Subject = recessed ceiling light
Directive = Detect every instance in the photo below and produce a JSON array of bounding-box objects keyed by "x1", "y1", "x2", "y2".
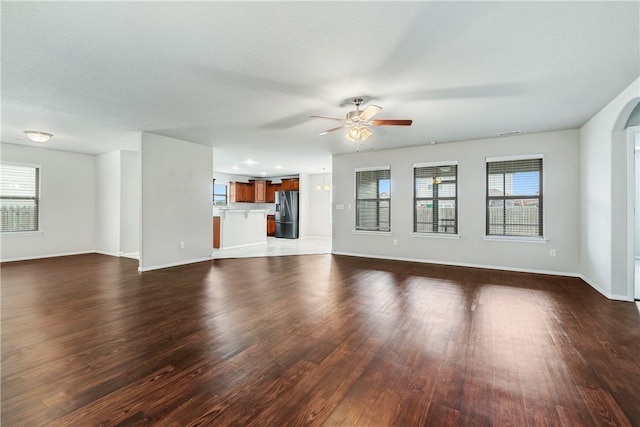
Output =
[
  {"x1": 243, "y1": 159, "x2": 258, "y2": 165},
  {"x1": 429, "y1": 141, "x2": 438, "y2": 145},
  {"x1": 24, "y1": 130, "x2": 53, "y2": 143}
]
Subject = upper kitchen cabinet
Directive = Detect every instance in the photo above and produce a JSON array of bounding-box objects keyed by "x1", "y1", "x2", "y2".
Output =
[
  {"x1": 229, "y1": 177, "x2": 298, "y2": 203},
  {"x1": 230, "y1": 182, "x2": 254, "y2": 203},
  {"x1": 266, "y1": 182, "x2": 279, "y2": 203},
  {"x1": 281, "y1": 178, "x2": 299, "y2": 191},
  {"x1": 250, "y1": 180, "x2": 270, "y2": 203}
]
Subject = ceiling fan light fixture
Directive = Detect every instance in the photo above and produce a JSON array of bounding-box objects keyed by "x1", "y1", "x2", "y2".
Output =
[
  {"x1": 312, "y1": 98, "x2": 412, "y2": 151},
  {"x1": 24, "y1": 130, "x2": 53, "y2": 143},
  {"x1": 360, "y1": 126, "x2": 372, "y2": 141}
]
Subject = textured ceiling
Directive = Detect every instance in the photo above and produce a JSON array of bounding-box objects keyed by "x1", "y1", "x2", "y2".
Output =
[{"x1": 2, "y1": 1, "x2": 638, "y2": 177}]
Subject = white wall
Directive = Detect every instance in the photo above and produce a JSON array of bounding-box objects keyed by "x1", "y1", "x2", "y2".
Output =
[
  {"x1": 635, "y1": 131, "x2": 640, "y2": 257},
  {"x1": 96, "y1": 151, "x2": 121, "y2": 256},
  {"x1": 120, "y1": 150, "x2": 139, "y2": 256},
  {"x1": 0, "y1": 143, "x2": 96, "y2": 261},
  {"x1": 219, "y1": 210, "x2": 267, "y2": 249},
  {"x1": 307, "y1": 173, "x2": 332, "y2": 238},
  {"x1": 332, "y1": 129, "x2": 580, "y2": 275},
  {"x1": 139, "y1": 133, "x2": 213, "y2": 271},
  {"x1": 580, "y1": 77, "x2": 639, "y2": 300},
  {"x1": 298, "y1": 173, "x2": 310, "y2": 238},
  {"x1": 95, "y1": 150, "x2": 140, "y2": 258}
]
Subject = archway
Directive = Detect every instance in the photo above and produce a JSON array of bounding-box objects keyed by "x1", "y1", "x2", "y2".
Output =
[{"x1": 613, "y1": 99, "x2": 640, "y2": 300}]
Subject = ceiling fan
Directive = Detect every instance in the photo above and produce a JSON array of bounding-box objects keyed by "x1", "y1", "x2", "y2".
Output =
[{"x1": 311, "y1": 98, "x2": 412, "y2": 146}]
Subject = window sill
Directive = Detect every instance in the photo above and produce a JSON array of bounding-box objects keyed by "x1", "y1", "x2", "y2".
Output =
[
  {"x1": 484, "y1": 235, "x2": 547, "y2": 243},
  {"x1": 352, "y1": 230, "x2": 392, "y2": 236},
  {"x1": 411, "y1": 232, "x2": 461, "y2": 239},
  {"x1": 1, "y1": 230, "x2": 43, "y2": 236}
]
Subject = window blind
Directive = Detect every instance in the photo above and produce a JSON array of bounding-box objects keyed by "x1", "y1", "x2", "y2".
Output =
[
  {"x1": 356, "y1": 168, "x2": 390, "y2": 231},
  {"x1": 1, "y1": 164, "x2": 39, "y2": 232},
  {"x1": 486, "y1": 158, "x2": 542, "y2": 237},
  {"x1": 414, "y1": 163, "x2": 457, "y2": 234}
]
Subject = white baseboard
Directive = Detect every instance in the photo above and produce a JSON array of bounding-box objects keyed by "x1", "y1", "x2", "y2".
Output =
[
  {"x1": 138, "y1": 256, "x2": 213, "y2": 272},
  {"x1": 119, "y1": 251, "x2": 139, "y2": 260},
  {"x1": 95, "y1": 250, "x2": 120, "y2": 257},
  {"x1": 578, "y1": 274, "x2": 634, "y2": 302},
  {"x1": 331, "y1": 251, "x2": 639, "y2": 302},
  {"x1": 331, "y1": 251, "x2": 581, "y2": 278},
  {"x1": 0, "y1": 250, "x2": 96, "y2": 263}
]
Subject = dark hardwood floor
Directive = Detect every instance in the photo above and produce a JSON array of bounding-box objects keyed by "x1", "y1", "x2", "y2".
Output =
[{"x1": 2, "y1": 253, "x2": 639, "y2": 426}]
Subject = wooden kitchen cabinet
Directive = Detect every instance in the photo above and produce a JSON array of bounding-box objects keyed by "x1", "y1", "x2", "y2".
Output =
[
  {"x1": 213, "y1": 216, "x2": 221, "y2": 248},
  {"x1": 250, "y1": 180, "x2": 270, "y2": 203},
  {"x1": 267, "y1": 181, "x2": 284, "y2": 202},
  {"x1": 267, "y1": 214, "x2": 276, "y2": 236},
  {"x1": 230, "y1": 182, "x2": 254, "y2": 203},
  {"x1": 281, "y1": 178, "x2": 299, "y2": 191},
  {"x1": 266, "y1": 182, "x2": 277, "y2": 203},
  {"x1": 230, "y1": 177, "x2": 297, "y2": 203}
]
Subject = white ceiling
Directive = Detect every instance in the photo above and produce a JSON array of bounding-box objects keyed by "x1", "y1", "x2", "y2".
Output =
[{"x1": 2, "y1": 1, "x2": 638, "y2": 177}]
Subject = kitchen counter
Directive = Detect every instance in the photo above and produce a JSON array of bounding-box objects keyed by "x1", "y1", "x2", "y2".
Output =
[{"x1": 216, "y1": 209, "x2": 268, "y2": 249}]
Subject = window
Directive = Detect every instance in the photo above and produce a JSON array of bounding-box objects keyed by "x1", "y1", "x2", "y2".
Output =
[
  {"x1": 355, "y1": 167, "x2": 390, "y2": 232},
  {"x1": 414, "y1": 162, "x2": 457, "y2": 234},
  {"x1": 213, "y1": 183, "x2": 227, "y2": 206},
  {"x1": 1, "y1": 164, "x2": 40, "y2": 232},
  {"x1": 486, "y1": 156, "x2": 543, "y2": 237}
]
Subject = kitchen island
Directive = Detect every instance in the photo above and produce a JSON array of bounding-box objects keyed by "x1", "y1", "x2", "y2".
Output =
[{"x1": 215, "y1": 209, "x2": 269, "y2": 250}]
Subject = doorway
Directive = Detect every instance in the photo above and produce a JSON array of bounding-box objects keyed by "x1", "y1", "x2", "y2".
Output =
[{"x1": 633, "y1": 128, "x2": 640, "y2": 300}]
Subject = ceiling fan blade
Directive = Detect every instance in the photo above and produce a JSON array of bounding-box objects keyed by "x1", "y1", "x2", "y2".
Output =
[
  {"x1": 370, "y1": 119, "x2": 413, "y2": 126},
  {"x1": 310, "y1": 115, "x2": 347, "y2": 122},
  {"x1": 359, "y1": 105, "x2": 382, "y2": 121},
  {"x1": 318, "y1": 124, "x2": 349, "y2": 135}
]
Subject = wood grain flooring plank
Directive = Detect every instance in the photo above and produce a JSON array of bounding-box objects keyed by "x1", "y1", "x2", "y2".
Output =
[
  {"x1": 387, "y1": 355, "x2": 443, "y2": 426},
  {"x1": 555, "y1": 404, "x2": 598, "y2": 427},
  {"x1": 578, "y1": 385, "x2": 634, "y2": 427},
  {"x1": 2, "y1": 254, "x2": 639, "y2": 426}
]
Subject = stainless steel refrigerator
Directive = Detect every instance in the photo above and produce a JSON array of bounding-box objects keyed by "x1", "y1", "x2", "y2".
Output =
[{"x1": 275, "y1": 190, "x2": 299, "y2": 239}]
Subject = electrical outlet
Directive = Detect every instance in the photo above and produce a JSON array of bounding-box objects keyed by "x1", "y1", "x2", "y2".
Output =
[
  {"x1": 179, "y1": 242, "x2": 185, "y2": 249},
  {"x1": 550, "y1": 249, "x2": 556, "y2": 257},
  {"x1": 393, "y1": 240, "x2": 398, "y2": 246}
]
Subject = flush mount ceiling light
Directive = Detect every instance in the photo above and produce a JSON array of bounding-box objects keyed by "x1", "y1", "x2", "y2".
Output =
[{"x1": 24, "y1": 130, "x2": 53, "y2": 143}]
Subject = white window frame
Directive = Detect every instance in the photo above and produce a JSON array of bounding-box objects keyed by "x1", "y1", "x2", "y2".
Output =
[
  {"x1": 213, "y1": 182, "x2": 228, "y2": 207},
  {"x1": 484, "y1": 154, "x2": 546, "y2": 242},
  {"x1": 353, "y1": 166, "x2": 391, "y2": 234},
  {"x1": 412, "y1": 160, "x2": 459, "y2": 238},
  {"x1": 1, "y1": 162, "x2": 42, "y2": 235}
]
